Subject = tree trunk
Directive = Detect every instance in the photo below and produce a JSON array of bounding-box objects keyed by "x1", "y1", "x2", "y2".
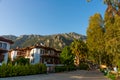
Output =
[
  {"x1": 106, "y1": 2, "x2": 120, "y2": 16},
  {"x1": 74, "y1": 56, "x2": 79, "y2": 67}
]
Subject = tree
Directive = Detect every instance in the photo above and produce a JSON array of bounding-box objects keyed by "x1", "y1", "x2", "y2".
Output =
[
  {"x1": 87, "y1": 0, "x2": 120, "y2": 16},
  {"x1": 86, "y1": 13, "x2": 105, "y2": 65},
  {"x1": 105, "y1": 14, "x2": 120, "y2": 66},
  {"x1": 104, "y1": 11, "x2": 115, "y2": 66},
  {"x1": 70, "y1": 39, "x2": 88, "y2": 67},
  {"x1": 60, "y1": 46, "x2": 74, "y2": 65},
  {"x1": 87, "y1": 0, "x2": 120, "y2": 67}
]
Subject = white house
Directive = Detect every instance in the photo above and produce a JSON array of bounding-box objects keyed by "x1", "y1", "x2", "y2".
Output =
[
  {"x1": 10, "y1": 50, "x2": 17, "y2": 61},
  {"x1": 27, "y1": 48, "x2": 41, "y2": 64},
  {"x1": 9, "y1": 45, "x2": 62, "y2": 72},
  {"x1": 0, "y1": 37, "x2": 13, "y2": 65}
]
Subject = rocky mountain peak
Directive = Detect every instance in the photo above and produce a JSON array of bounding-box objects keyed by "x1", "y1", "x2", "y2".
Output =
[{"x1": 2, "y1": 32, "x2": 86, "y2": 50}]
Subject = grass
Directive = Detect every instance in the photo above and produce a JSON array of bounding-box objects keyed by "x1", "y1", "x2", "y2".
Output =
[{"x1": 107, "y1": 73, "x2": 116, "y2": 80}]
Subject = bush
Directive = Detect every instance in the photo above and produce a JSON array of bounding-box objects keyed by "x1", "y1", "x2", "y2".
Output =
[
  {"x1": 13, "y1": 57, "x2": 30, "y2": 65},
  {"x1": 55, "y1": 66, "x2": 65, "y2": 72},
  {"x1": 107, "y1": 73, "x2": 116, "y2": 80},
  {"x1": 0, "y1": 63, "x2": 46, "y2": 78},
  {"x1": 79, "y1": 63, "x2": 89, "y2": 70},
  {"x1": 55, "y1": 65, "x2": 76, "y2": 72},
  {"x1": 67, "y1": 65, "x2": 77, "y2": 71}
]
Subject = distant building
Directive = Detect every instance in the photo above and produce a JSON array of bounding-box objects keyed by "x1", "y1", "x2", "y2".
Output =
[
  {"x1": 9, "y1": 45, "x2": 62, "y2": 72},
  {"x1": 0, "y1": 37, "x2": 13, "y2": 66}
]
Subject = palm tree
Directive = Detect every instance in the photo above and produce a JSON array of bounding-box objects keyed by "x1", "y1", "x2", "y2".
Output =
[{"x1": 70, "y1": 40, "x2": 88, "y2": 67}]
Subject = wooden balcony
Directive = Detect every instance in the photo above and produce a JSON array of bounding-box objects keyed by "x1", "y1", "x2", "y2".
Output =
[
  {"x1": 0, "y1": 54, "x2": 4, "y2": 62},
  {"x1": 41, "y1": 54, "x2": 59, "y2": 58},
  {"x1": 0, "y1": 48, "x2": 8, "y2": 53}
]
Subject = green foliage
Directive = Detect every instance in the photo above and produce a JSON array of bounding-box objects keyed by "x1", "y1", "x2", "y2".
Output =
[
  {"x1": 55, "y1": 65, "x2": 76, "y2": 72},
  {"x1": 86, "y1": 10, "x2": 120, "y2": 67},
  {"x1": 0, "y1": 63, "x2": 46, "y2": 78},
  {"x1": 104, "y1": 0, "x2": 120, "y2": 7},
  {"x1": 13, "y1": 57, "x2": 30, "y2": 65},
  {"x1": 70, "y1": 39, "x2": 88, "y2": 66},
  {"x1": 104, "y1": 14, "x2": 120, "y2": 66},
  {"x1": 87, "y1": 0, "x2": 120, "y2": 68},
  {"x1": 55, "y1": 66, "x2": 67, "y2": 72},
  {"x1": 60, "y1": 46, "x2": 74, "y2": 65},
  {"x1": 55, "y1": 63, "x2": 89, "y2": 72},
  {"x1": 79, "y1": 63, "x2": 89, "y2": 70},
  {"x1": 86, "y1": 13, "x2": 105, "y2": 65},
  {"x1": 107, "y1": 73, "x2": 116, "y2": 80},
  {"x1": 87, "y1": 0, "x2": 120, "y2": 8},
  {"x1": 87, "y1": 0, "x2": 120, "y2": 18}
]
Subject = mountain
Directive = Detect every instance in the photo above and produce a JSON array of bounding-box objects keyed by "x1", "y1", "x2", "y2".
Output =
[{"x1": 1, "y1": 32, "x2": 86, "y2": 50}]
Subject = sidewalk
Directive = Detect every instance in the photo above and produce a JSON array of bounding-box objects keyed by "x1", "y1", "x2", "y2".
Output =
[{"x1": 0, "y1": 70, "x2": 110, "y2": 80}]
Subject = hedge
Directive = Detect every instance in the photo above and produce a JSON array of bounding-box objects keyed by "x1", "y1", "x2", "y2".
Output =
[
  {"x1": 0, "y1": 63, "x2": 47, "y2": 77},
  {"x1": 79, "y1": 63, "x2": 89, "y2": 70},
  {"x1": 55, "y1": 63, "x2": 90, "y2": 73},
  {"x1": 55, "y1": 65, "x2": 76, "y2": 72}
]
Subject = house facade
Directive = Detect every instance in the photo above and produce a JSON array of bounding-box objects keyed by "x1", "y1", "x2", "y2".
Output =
[
  {"x1": 9, "y1": 44, "x2": 62, "y2": 72},
  {"x1": 0, "y1": 37, "x2": 13, "y2": 66}
]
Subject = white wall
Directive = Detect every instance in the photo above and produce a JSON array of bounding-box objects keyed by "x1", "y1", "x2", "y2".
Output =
[
  {"x1": 33, "y1": 48, "x2": 40, "y2": 64},
  {"x1": 6, "y1": 43, "x2": 10, "y2": 50},
  {"x1": 11, "y1": 50, "x2": 17, "y2": 61},
  {"x1": 29, "y1": 48, "x2": 41, "y2": 64},
  {"x1": 0, "y1": 41, "x2": 11, "y2": 64}
]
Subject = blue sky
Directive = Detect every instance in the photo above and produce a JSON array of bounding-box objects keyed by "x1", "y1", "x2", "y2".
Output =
[{"x1": 0, "y1": 0, "x2": 106, "y2": 36}]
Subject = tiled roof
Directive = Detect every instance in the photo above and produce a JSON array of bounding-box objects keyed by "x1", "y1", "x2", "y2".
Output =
[
  {"x1": 0, "y1": 37, "x2": 14, "y2": 44},
  {"x1": 9, "y1": 45, "x2": 61, "y2": 53},
  {"x1": 33, "y1": 45, "x2": 61, "y2": 52}
]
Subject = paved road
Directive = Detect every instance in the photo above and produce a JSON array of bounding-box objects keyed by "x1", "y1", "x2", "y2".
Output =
[{"x1": 0, "y1": 70, "x2": 110, "y2": 80}]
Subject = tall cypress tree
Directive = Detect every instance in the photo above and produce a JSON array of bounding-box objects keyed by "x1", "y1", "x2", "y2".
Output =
[
  {"x1": 105, "y1": 14, "x2": 120, "y2": 66},
  {"x1": 86, "y1": 13, "x2": 105, "y2": 65}
]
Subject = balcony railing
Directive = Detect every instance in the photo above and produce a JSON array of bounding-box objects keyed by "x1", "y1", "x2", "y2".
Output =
[
  {"x1": 40, "y1": 54, "x2": 59, "y2": 58},
  {"x1": 0, "y1": 48, "x2": 8, "y2": 53}
]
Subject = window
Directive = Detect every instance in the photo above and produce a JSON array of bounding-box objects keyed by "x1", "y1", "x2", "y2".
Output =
[
  {"x1": 45, "y1": 50, "x2": 48, "y2": 53},
  {"x1": 31, "y1": 58, "x2": 34, "y2": 63},
  {"x1": 48, "y1": 50, "x2": 50, "y2": 54},
  {"x1": 3, "y1": 43, "x2": 7, "y2": 49},
  {"x1": 50, "y1": 50, "x2": 51, "y2": 54},
  {"x1": 41, "y1": 49, "x2": 45, "y2": 54},
  {"x1": 50, "y1": 59, "x2": 53, "y2": 63},
  {"x1": 31, "y1": 53, "x2": 34, "y2": 57},
  {"x1": 41, "y1": 50, "x2": 43, "y2": 54},
  {"x1": 0, "y1": 54, "x2": 4, "y2": 62},
  {"x1": 0, "y1": 42, "x2": 2, "y2": 48},
  {"x1": 43, "y1": 50, "x2": 44, "y2": 54}
]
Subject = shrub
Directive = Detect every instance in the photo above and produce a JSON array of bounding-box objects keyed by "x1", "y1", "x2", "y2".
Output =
[
  {"x1": 79, "y1": 63, "x2": 89, "y2": 70},
  {"x1": 107, "y1": 73, "x2": 116, "y2": 80},
  {"x1": 68, "y1": 65, "x2": 77, "y2": 71},
  {"x1": 13, "y1": 57, "x2": 30, "y2": 65},
  {"x1": 55, "y1": 65, "x2": 76, "y2": 72},
  {"x1": 55, "y1": 66, "x2": 64, "y2": 72},
  {"x1": 0, "y1": 63, "x2": 46, "y2": 78}
]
